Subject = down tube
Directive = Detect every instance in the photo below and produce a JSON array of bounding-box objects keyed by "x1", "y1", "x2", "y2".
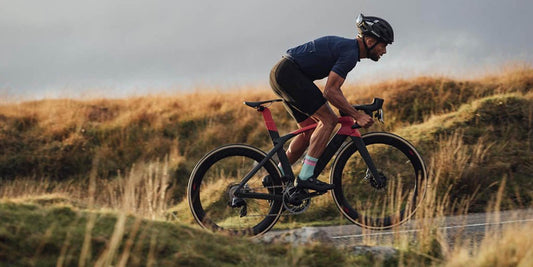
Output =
[{"x1": 313, "y1": 134, "x2": 348, "y2": 178}]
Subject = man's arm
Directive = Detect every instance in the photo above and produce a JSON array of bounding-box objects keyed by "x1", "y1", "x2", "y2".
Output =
[{"x1": 323, "y1": 71, "x2": 373, "y2": 127}]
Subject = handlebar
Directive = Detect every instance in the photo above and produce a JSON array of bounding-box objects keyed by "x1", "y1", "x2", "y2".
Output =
[
  {"x1": 346, "y1": 98, "x2": 385, "y2": 129},
  {"x1": 353, "y1": 98, "x2": 384, "y2": 115},
  {"x1": 339, "y1": 98, "x2": 384, "y2": 116}
]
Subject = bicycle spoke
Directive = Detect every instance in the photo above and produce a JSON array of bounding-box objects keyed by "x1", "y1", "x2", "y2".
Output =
[
  {"x1": 188, "y1": 145, "x2": 284, "y2": 235},
  {"x1": 332, "y1": 133, "x2": 427, "y2": 229}
]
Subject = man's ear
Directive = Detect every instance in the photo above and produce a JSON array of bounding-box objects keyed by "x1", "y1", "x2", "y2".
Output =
[{"x1": 365, "y1": 36, "x2": 378, "y2": 47}]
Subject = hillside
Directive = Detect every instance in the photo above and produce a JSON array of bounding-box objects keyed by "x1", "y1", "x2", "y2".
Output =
[
  {"x1": 1, "y1": 67, "x2": 532, "y2": 213},
  {"x1": 0, "y1": 199, "x2": 360, "y2": 266},
  {"x1": 1, "y1": 67, "x2": 533, "y2": 266}
]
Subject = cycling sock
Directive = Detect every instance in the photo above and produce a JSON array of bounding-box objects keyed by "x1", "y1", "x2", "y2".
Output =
[
  {"x1": 298, "y1": 155, "x2": 318, "y2": 180},
  {"x1": 277, "y1": 162, "x2": 285, "y2": 176}
]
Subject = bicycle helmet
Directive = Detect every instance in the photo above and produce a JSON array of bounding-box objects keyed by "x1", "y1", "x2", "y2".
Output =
[{"x1": 356, "y1": 13, "x2": 394, "y2": 44}]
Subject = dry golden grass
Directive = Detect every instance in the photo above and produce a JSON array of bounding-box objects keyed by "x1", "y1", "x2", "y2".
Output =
[
  {"x1": 444, "y1": 222, "x2": 533, "y2": 267},
  {"x1": 0, "y1": 157, "x2": 172, "y2": 221},
  {"x1": 0, "y1": 66, "x2": 532, "y2": 265},
  {"x1": 0, "y1": 132, "x2": 531, "y2": 266}
]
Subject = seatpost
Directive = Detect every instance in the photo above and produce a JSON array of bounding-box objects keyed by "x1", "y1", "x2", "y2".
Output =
[
  {"x1": 257, "y1": 106, "x2": 281, "y2": 141},
  {"x1": 256, "y1": 105, "x2": 294, "y2": 180}
]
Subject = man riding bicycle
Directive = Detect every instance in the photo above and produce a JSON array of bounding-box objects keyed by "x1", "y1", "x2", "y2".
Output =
[{"x1": 270, "y1": 13, "x2": 394, "y2": 192}]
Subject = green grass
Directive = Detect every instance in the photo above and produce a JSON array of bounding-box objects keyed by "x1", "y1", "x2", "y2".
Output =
[
  {"x1": 398, "y1": 93, "x2": 533, "y2": 212},
  {"x1": 0, "y1": 199, "x2": 387, "y2": 267}
]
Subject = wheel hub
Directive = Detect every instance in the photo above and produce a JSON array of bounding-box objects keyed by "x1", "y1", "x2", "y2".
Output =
[{"x1": 364, "y1": 169, "x2": 388, "y2": 189}]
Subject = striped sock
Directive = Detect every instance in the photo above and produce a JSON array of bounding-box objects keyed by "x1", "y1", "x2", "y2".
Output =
[{"x1": 299, "y1": 155, "x2": 318, "y2": 180}]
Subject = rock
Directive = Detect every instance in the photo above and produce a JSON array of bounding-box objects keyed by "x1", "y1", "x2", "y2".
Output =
[
  {"x1": 259, "y1": 227, "x2": 334, "y2": 245},
  {"x1": 259, "y1": 228, "x2": 398, "y2": 262}
]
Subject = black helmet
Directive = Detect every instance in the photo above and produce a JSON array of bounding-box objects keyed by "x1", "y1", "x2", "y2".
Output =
[{"x1": 356, "y1": 13, "x2": 394, "y2": 44}]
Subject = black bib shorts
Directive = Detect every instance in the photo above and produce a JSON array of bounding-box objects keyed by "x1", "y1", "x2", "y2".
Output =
[{"x1": 269, "y1": 57, "x2": 327, "y2": 123}]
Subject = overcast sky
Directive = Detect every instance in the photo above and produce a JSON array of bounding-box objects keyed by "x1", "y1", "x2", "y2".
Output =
[{"x1": 1, "y1": 0, "x2": 532, "y2": 100}]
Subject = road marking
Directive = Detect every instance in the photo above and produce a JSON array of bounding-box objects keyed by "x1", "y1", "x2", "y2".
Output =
[{"x1": 332, "y1": 218, "x2": 533, "y2": 239}]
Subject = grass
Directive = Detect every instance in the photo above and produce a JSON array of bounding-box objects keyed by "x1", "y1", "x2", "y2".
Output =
[
  {"x1": 1, "y1": 165, "x2": 532, "y2": 266},
  {"x1": 0, "y1": 199, "x2": 380, "y2": 266},
  {"x1": 444, "y1": 222, "x2": 533, "y2": 266},
  {"x1": 399, "y1": 93, "x2": 533, "y2": 212},
  {"x1": 0, "y1": 66, "x2": 532, "y2": 265}
]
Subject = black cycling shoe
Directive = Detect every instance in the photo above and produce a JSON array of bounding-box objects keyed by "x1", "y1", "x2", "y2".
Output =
[
  {"x1": 263, "y1": 175, "x2": 289, "y2": 188},
  {"x1": 262, "y1": 175, "x2": 272, "y2": 188},
  {"x1": 296, "y1": 176, "x2": 335, "y2": 191}
]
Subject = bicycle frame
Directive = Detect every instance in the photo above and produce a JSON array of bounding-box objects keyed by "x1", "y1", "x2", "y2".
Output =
[{"x1": 233, "y1": 104, "x2": 382, "y2": 200}]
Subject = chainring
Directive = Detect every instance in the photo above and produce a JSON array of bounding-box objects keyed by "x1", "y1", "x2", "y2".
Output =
[{"x1": 282, "y1": 185, "x2": 310, "y2": 214}]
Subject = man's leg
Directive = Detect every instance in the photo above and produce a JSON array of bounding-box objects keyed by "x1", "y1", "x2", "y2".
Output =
[
  {"x1": 296, "y1": 104, "x2": 337, "y2": 191},
  {"x1": 286, "y1": 104, "x2": 337, "y2": 164},
  {"x1": 306, "y1": 104, "x2": 338, "y2": 160},
  {"x1": 285, "y1": 117, "x2": 316, "y2": 165},
  {"x1": 284, "y1": 104, "x2": 336, "y2": 166}
]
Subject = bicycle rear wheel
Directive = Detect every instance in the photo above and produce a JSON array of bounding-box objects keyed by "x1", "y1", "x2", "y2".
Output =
[
  {"x1": 331, "y1": 132, "x2": 427, "y2": 229},
  {"x1": 187, "y1": 144, "x2": 284, "y2": 236}
]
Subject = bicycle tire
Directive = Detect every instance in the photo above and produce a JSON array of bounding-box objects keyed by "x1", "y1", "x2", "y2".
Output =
[
  {"x1": 331, "y1": 132, "x2": 427, "y2": 229},
  {"x1": 187, "y1": 144, "x2": 284, "y2": 236}
]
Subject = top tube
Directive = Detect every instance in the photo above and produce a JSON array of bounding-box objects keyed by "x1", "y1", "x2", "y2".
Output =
[
  {"x1": 256, "y1": 104, "x2": 361, "y2": 138},
  {"x1": 244, "y1": 98, "x2": 376, "y2": 138},
  {"x1": 289, "y1": 117, "x2": 361, "y2": 137}
]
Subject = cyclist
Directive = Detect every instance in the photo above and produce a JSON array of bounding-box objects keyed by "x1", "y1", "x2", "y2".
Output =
[{"x1": 270, "y1": 13, "x2": 394, "y2": 191}]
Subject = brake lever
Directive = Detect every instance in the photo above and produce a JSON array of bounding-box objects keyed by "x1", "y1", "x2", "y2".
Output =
[
  {"x1": 352, "y1": 109, "x2": 384, "y2": 129},
  {"x1": 376, "y1": 109, "x2": 385, "y2": 123}
]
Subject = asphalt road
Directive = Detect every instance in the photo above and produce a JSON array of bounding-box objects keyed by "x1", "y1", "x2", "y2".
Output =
[{"x1": 265, "y1": 208, "x2": 533, "y2": 248}]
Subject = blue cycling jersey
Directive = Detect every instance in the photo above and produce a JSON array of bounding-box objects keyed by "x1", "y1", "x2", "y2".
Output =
[{"x1": 286, "y1": 36, "x2": 360, "y2": 81}]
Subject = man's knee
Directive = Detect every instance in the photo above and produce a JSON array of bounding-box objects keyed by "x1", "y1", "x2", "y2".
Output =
[
  {"x1": 321, "y1": 113, "x2": 337, "y2": 131},
  {"x1": 314, "y1": 104, "x2": 336, "y2": 123}
]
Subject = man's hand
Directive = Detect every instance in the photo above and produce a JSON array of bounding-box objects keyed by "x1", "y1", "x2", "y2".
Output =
[
  {"x1": 323, "y1": 71, "x2": 374, "y2": 128},
  {"x1": 354, "y1": 112, "x2": 374, "y2": 128}
]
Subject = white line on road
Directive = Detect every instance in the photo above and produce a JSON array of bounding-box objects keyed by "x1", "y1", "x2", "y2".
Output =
[{"x1": 332, "y1": 218, "x2": 533, "y2": 239}]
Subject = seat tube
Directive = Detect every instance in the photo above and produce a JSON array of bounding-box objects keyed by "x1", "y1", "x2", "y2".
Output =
[
  {"x1": 258, "y1": 106, "x2": 293, "y2": 179},
  {"x1": 258, "y1": 106, "x2": 281, "y2": 141}
]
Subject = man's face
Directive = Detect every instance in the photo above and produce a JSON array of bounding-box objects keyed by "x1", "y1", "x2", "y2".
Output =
[{"x1": 369, "y1": 42, "x2": 388, "y2": 62}]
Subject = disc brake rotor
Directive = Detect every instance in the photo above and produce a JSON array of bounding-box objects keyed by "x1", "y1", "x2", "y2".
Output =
[{"x1": 364, "y1": 169, "x2": 388, "y2": 189}]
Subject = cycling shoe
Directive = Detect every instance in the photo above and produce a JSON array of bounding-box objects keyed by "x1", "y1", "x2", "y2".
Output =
[{"x1": 296, "y1": 176, "x2": 335, "y2": 191}]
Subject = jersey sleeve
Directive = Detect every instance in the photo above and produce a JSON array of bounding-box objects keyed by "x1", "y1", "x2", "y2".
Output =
[{"x1": 331, "y1": 51, "x2": 358, "y2": 79}]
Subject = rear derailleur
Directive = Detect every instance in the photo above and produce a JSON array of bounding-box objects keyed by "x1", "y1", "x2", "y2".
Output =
[{"x1": 228, "y1": 184, "x2": 249, "y2": 217}]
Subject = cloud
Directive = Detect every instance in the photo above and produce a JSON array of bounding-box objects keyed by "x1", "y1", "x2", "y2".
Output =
[{"x1": 1, "y1": 0, "x2": 532, "y2": 99}]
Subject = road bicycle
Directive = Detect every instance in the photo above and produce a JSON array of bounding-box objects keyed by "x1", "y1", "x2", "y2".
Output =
[{"x1": 187, "y1": 98, "x2": 427, "y2": 236}]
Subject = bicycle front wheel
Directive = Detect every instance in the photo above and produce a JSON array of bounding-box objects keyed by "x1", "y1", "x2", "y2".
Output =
[
  {"x1": 187, "y1": 144, "x2": 284, "y2": 236},
  {"x1": 331, "y1": 132, "x2": 427, "y2": 229}
]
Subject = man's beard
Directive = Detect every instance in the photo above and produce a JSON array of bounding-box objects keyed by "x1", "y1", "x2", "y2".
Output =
[{"x1": 369, "y1": 51, "x2": 380, "y2": 61}]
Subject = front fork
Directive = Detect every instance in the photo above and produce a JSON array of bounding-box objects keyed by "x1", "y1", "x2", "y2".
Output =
[{"x1": 350, "y1": 136, "x2": 384, "y2": 186}]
